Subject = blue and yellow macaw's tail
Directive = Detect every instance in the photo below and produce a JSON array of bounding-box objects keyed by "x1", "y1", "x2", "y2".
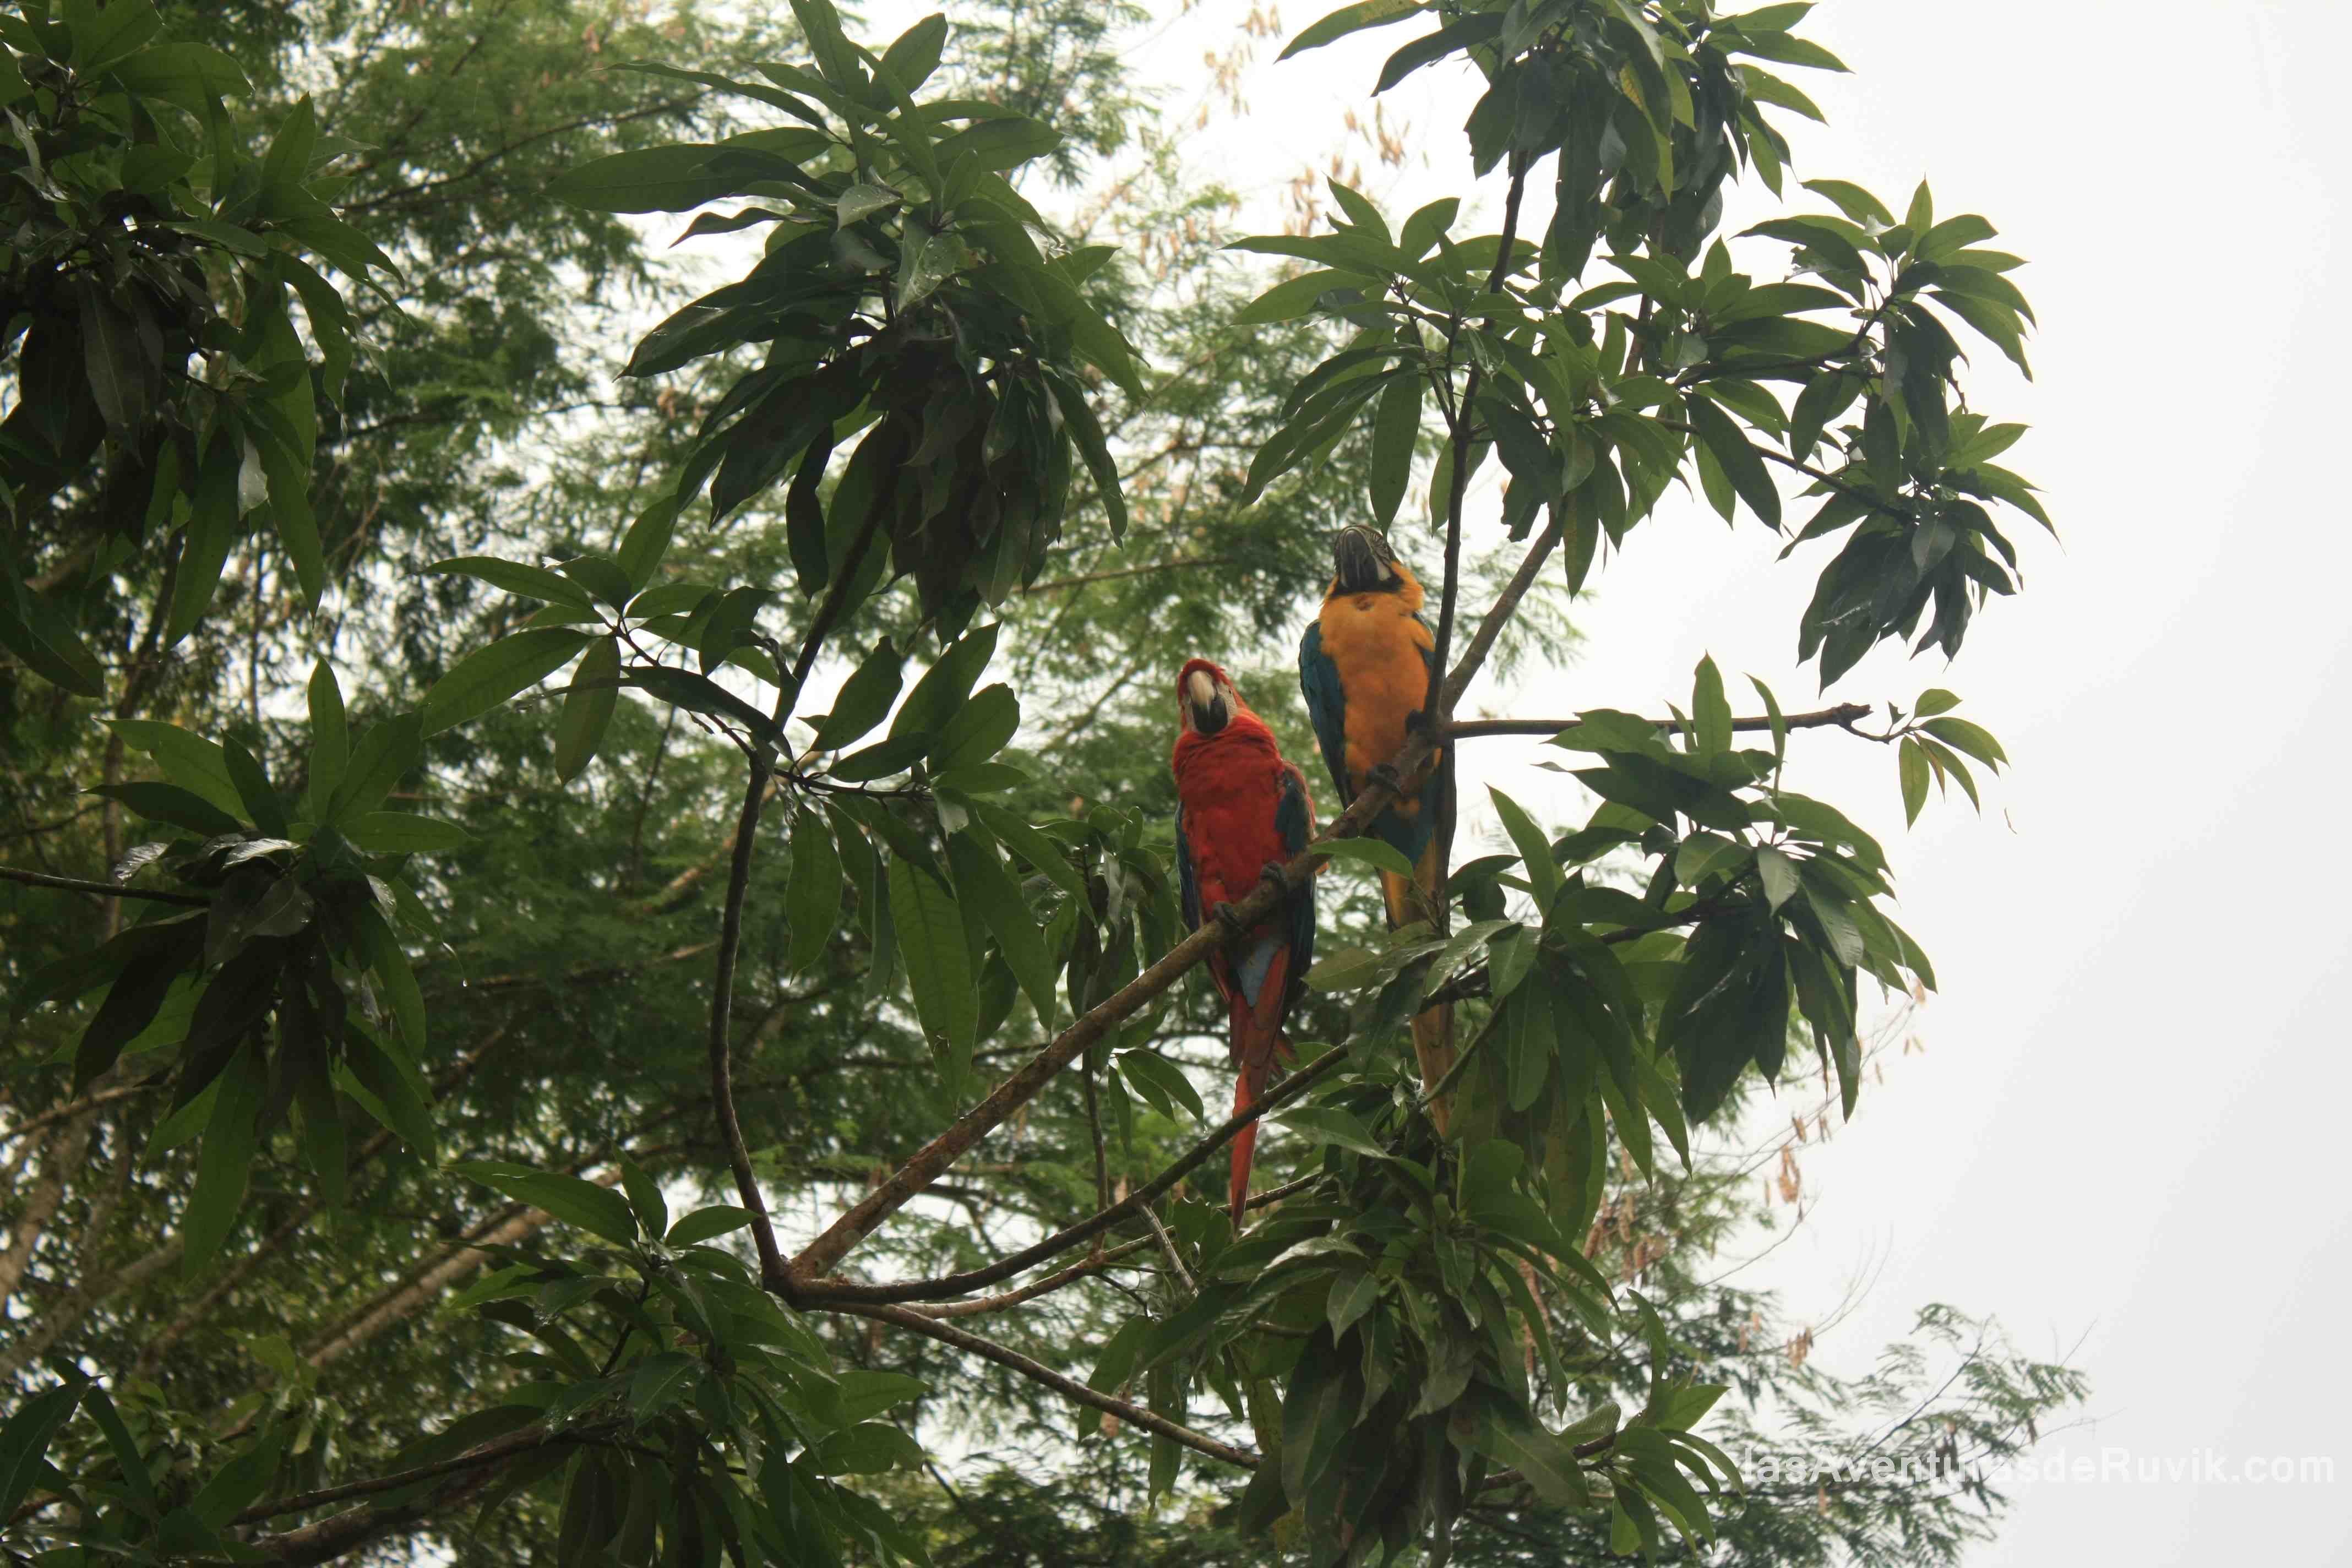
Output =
[
  {"x1": 1383, "y1": 841, "x2": 1457, "y2": 1131},
  {"x1": 1299, "y1": 525, "x2": 1462, "y2": 1130}
]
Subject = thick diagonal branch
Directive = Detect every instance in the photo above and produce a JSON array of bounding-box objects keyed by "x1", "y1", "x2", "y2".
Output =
[{"x1": 797, "y1": 1046, "x2": 1349, "y2": 1303}]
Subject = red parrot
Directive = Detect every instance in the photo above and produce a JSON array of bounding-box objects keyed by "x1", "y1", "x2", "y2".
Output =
[{"x1": 1170, "y1": 658, "x2": 1317, "y2": 1220}]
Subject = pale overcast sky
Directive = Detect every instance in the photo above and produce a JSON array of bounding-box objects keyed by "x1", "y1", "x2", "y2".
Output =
[
  {"x1": 748, "y1": 0, "x2": 2348, "y2": 1555},
  {"x1": 1104, "y1": 0, "x2": 2351, "y2": 1560}
]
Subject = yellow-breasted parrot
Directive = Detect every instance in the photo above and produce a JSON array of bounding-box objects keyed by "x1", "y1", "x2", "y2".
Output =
[
  {"x1": 1297, "y1": 524, "x2": 1460, "y2": 1124},
  {"x1": 1171, "y1": 658, "x2": 1317, "y2": 1219}
]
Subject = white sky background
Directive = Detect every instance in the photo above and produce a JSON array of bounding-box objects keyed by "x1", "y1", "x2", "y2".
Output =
[
  {"x1": 1076, "y1": 0, "x2": 2350, "y2": 1559},
  {"x1": 663, "y1": 0, "x2": 2349, "y2": 1554}
]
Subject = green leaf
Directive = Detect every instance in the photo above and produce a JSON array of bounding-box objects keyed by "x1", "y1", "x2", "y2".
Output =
[
  {"x1": 619, "y1": 1157, "x2": 668, "y2": 1238},
  {"x1": 550, "y1": 144, "x2": 732, "y2": 213},
  {"x1": 108, "y1": 42, "x2": 252, "y2": 110},
  {"x1": 1755, "y1": 845, "x2": 1800, "y2": 912},
  {"x1": 932, "y1": 683, "x2": 1020, "y2": 772},
  {"x1": 1304, "y1": 946, "x2": 1385, "y2": 992},
  {"x1": 1272, "y1": 1103, "x2": 1390, "y2": 1159},
  {"x1": 1315, "y1": 837, "x2": 1417, "y2": 878},
  {"x1": 346, "y1": 812, "x2": 470, "y2": 855},
  {"x1": 222, "y1": 739, "x2": 285, "y2": 839},
  {"x1": 1117, "y1": 1048, "x2": 1205, "y2": 1123},
  {"x1": 1919, "y1": 716, "x2": 2007, "y2": 769},
  {"x1": 0, "y1": 1381, "x2": 85, "y2": 1523},
  {"x1": 1687, "y1": 395, "x2": 1781, "y2": 528},
  {"x1": 1898, "y1": 738, "x2": 1930, "y2": 825},
  {"x1": 454, "y1": 1161, "x2": 639, "y2": 1246},
  {"x1": 629, "y1": 1353, "x2": 701, "y2": 1417},
  {"x1": 425, "y1": 557, "x2": 596, "y2": 612},
  {"x1": 421, "y1": 629, "x2": 594, "y2": 736},
  {"x1": 934, "y1": 116, "x2": 1061, "y2": 172},
  {"x1": 323, "y1": 712, "x2": 422, "y2": 827},
  {"x1": 1798, "y1": 177, "x2": 1893, "y2": 227},
  {"x1": 554, "y1": 638, "x2": 621, "y2": 783},
  {"x1": 892, "y1": 624, "x2": 999, "y2": 743},
  {"x1": 889, "y1": 858, "x2": 978, "y2": 1067},
  {"x1": 1278, "y1": 0, "x2": 1423, "y2": 61},
  {"x1": 355, "y1": 907, "x2": 426, "y2": 1055},
  {"x1": 85, "y1": 781, "x2": 242, "y2": 838},
  {"x1": 342, "y1": 1026, "x2": 438, "y2": 1157},
  {"x1": 1690, "y1": 656, "x2": 1732, "y2": 756},
  {"x1": 667, "y1": 1206, "x2": 755, "y2": 1246},
  {"x1": 879, "y1": 13, "x2": 948, "y2": 92},
  {"x1": 80, "y1": 1381, "x2": 159, "y2": 1516},
  {"x1": 785, "y1": 809, "x2": 844, "y2": 973},
  {"x1": 108, "y1": 720, "x2": 247, "y2": 820},
  {"x1": 307, "y1": 661, "x2": 348, "y2": 810},
  {"x1": 184, "y1": 1043, "x2": 266, "y2": 1272},
  {"x1": 948, "y1": 832, "x2": 1057, "y2": 1027},
  {"x1": 807, "y1": 1422, "x2": 924, "y2": 1477},
  {"x1": 972, "y1": 802, "x2": 1093, "y2": 919},
  {"x1": 812, "y1": 638, "x2": 903, "y2": 750},
  {"x1": 617, "y1": 495, "x2": 680, "y2": 590},
  {"x1": 1234, "y1": 269, "x2": 1370, "y2": 326},
  {"x1": 166, "y1": 439, "x2": 245, "y2": 646},
  {"x1": 1488, "y1": 787, "x2": 1565, "y2": 909},
  {"x1": 1369, "y1": 359, "x2": 1422, "y2": 529},
  {"x1": 1046, "y1": 372, "x2": 1129, "y2": 539},
  {"x1": 619, "y1": 667, "x2": 777, "y2": 742},
  {"x1": 66, "y1": 0, "x2": 164, "y2": 73},
  {"x1": 1477, "y1": 1407, "x2": 1591, "y2": 1508}
]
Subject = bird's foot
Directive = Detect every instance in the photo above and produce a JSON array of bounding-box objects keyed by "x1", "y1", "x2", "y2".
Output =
[
  {"x1": 1212, "y1": 901, "x2": 1248, "y2": 935},
  {"x1": 1257, "y1": 865, "x2": 1291, "y2": 901},
  {"x1": 1364, "y1": 762, "x2": 1405, "y2": 796}
]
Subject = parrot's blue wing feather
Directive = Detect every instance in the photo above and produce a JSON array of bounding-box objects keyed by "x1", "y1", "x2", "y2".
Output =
[{"x1": 1297, "y1": 620, "x2": 1352, "y2": 805}]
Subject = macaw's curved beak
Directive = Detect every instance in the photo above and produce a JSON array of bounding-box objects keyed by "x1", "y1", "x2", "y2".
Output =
[
  {"x1": 1185, "y1": 669, "x2": 1228, "y2": 735},
  {"x1": 1332, "y1": 527, "x2": 1392, "y2": 594}
]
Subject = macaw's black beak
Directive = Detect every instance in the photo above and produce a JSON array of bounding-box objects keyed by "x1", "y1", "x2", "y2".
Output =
[
  {"x1": 1189, "y1": 693, "x2": 1229, "y2": 735},
  {"x1": 1332, "y1": 528, "x2": 1391, "y2": 594}
]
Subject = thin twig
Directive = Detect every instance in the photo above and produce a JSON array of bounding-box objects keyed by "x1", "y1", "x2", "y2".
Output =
[
  {"x1": 1447, "y1": 703, "x2": 1873, "y2": 741},
  {"x1": 913, "y1": 1236, "x2": 1155, "y2": 1319},
  {"x1": 710, "y1": 494, "x2": 894, "y2": 1294},
  {"x1": 231, "y1": 1421, "x2": 607, "y2": 1526},
  {"x1": 0, "y1": 864, "x2": 208, "y2": 906},
  {"x1": 829, "y1": 1301, "x2": 1259, "y2": 1469}
]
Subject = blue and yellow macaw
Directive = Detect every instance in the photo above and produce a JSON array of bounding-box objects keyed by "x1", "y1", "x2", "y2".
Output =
[{"x1": 1297, "y1": 524, "x2": 1460, "y2": 1126}]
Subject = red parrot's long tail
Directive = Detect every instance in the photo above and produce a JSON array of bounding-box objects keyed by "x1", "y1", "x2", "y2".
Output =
[{"x1": 1227, "y1": 948, "x2": 1294, "y2": 1222}]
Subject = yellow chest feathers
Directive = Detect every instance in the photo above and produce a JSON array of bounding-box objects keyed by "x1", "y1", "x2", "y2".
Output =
[{"x1": 1319, "y1": 595, "x2": 1433, "y2": 773}]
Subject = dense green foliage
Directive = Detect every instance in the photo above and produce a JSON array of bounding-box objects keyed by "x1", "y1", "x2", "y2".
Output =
[{"x1": 1, "y1": 0, "x2": 2082, "y2": 1563}]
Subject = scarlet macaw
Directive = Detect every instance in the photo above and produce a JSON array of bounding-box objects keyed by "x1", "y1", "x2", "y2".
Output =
[
  {"x1": 1296, "y1": 525, "x2": 1460, "y2": 1124},
  {"x1": 1170, "y1": 658, "x2": 1317, "y2": 1219}
]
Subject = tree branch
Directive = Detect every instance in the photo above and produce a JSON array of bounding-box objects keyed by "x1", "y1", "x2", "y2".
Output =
[
  {"x1": 710, "y1": 496, "x2": 894, "y2": 1293},
  {"x1": 912, "y1": 1235, "x2": 1155, "y2": 1319},
  {"x1": 796, "y1": 1046, "x2": 1349, "y2": 1304},
  {"x1": 827, "y1": 1301, "x2": 1260, "y2": 1469},
  {"x1": 0, "y1": 864, "x2": 209, "y2": 905},
  {"x1": 1447, "y1": 703, "x2": 1873, "y2": 741}
]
